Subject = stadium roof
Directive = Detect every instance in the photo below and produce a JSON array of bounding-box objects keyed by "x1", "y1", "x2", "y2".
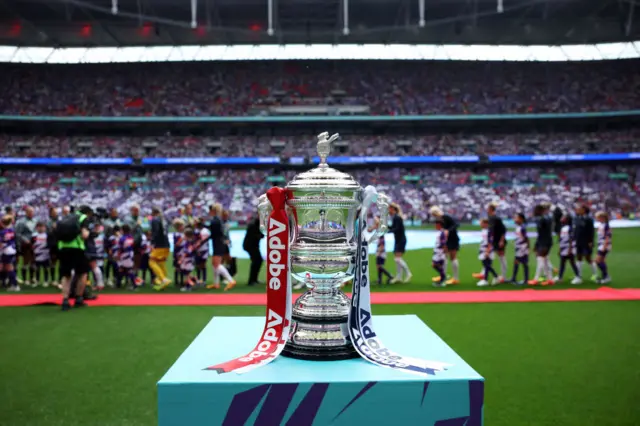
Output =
[{"x1": 0, "y1": 0, "x2": 638, "y2": 47}]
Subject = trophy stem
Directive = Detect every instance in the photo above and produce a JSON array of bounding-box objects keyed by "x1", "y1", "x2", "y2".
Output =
[{"x1": 309, "y1": 287, "x2": 337, "y2": 296}]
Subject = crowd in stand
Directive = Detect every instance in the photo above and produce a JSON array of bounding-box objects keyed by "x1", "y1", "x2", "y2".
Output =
[
  {"x1": 0, "y1": 60, "x2": 638, "y2": 116},
  {"x1": 2, "y1": 166, "x2": 638, "y2": 223},
  {"x1": 2, "y1": 130, "x2": 639, "y2": 159}
]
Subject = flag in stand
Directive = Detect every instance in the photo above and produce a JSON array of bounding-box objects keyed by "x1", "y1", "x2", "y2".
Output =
[{"x1": 124, "y1": 98, "x2": 144, "y2": 109}]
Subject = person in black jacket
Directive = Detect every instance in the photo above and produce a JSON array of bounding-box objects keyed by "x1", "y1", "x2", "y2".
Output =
[
  {"x1": 243, "y1": 212, "x2": 264, "y2": 286},
  {"x1": 429, "y1": 206, "x2": 460, "y2": 285},
  {"x1": 487, "y1": 203, "x2": 507, "y2": 283},
  {"x1": 388, "y1": 203, "x2": 412, "y2": 283},
  {"x1": 573, "y1": 203, "x2": 597, "y2": 282},
  {"x1": 540, "y1": 202, "x2": 560, "y2": 273},
  {"x1": 553, "y1": 205, "x2": 564, "y2": 237},
  {"x1": 530, "y1": 204, "x2": 554, "y2": 285},
  {"x1": 207, "y1": 203, "x2": 236, "y2": 291}
]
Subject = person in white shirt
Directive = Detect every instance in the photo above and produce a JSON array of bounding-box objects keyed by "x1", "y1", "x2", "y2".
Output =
[
  {"x1": 476, "y1": 218, "x2": 498, "y2": 287},
  {"x1": 554, "y1": 215, "x2": 580, "y2": 283},
  {"x1": 594, "y1": 211, "x2": 613, "y2": 284},
  {"x1": 432, "y1": 219, "x2": 448, "y2": 288},
  {"x1": 510, "y1": 213, "x2": 530, "y2": 285},
  {"x1": 195, "y1": 218, "x2": 211, "y2": 286}
]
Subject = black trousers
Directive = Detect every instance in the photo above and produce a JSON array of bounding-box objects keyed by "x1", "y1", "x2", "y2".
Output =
[{"x1": 244, "y1": 246, "x2": 263, "y2": 284}]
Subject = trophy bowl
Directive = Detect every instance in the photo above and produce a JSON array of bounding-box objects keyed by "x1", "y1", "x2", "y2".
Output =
[{"x1": 257, "y1": 132, "x2": 389, "y2": 361}]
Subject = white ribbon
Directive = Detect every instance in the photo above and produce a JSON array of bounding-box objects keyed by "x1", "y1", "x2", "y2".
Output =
[{"x1": 348, "y1": 185, "x2": 451, "y2": 376}]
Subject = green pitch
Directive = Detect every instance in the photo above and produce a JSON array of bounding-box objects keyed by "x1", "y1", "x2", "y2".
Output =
[
  {"x1": 1, "y1": 227, "x2": 639, "y2": 426},
  {"x1": 0, "y1": 302, "x2": 638, "y2": 426}
]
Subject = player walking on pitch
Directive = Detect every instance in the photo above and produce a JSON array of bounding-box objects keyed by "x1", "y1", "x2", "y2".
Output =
[
  {"x1": 429, "y1": 206, "x2": 460, "y2": 285},
  {"x1": 388, "y1": 203, "x2": 412, "y2": 283},
  {"x1": 207, "y1": 203, "x2": 236, "y2": 291}
]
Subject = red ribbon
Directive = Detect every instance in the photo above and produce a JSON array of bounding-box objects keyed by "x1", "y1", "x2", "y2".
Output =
[{"x1": 206, "y1": 187, "x2": 290, "y2": 373}]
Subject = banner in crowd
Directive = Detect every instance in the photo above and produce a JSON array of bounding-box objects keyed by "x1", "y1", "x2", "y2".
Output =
[
  {"x1": 296, "y1": 155, "x2": 480, "y2": 164},
  {"x1": 291, "y1": 153, "x2": 640, "y2": 165},
  {"x1": 142, "y1": 157, "x2": 280, "y2": 165},
  {"x1": 0, "y1": 157, "x2": 133, "y2": 165},
  {"x1": 3, "y1": 153, "x2": 639, "y2": 166},
  {"x1": 489, "y1": 153, "x2": 640, "y2": 162}
]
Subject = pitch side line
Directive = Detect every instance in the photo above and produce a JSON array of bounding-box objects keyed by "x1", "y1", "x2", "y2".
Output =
[{"x1": 1, "y1": 288, "x2": 639, "y2": 307}]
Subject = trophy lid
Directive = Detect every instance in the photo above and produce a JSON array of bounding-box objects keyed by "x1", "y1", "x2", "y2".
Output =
[{"x1": 286, "y1": 132, "x2": 362, "y2": 192}]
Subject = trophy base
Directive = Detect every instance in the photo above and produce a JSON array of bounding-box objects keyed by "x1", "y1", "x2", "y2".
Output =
[
  {"x1": 283, "y1": 289, "x2": 356, "y2": 361},
  {"x1": 281, "y1": 342, "x2": 359, "y2": 361}
]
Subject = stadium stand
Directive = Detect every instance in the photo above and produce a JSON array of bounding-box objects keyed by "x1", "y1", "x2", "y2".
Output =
[
  {"x1": 2, "y1": 130, "x2": 640, "y2": 158},
  {"x1": 2, "y1": 167, "x2": 638, "y2": 223},
  {"x1": 0, "y1": 60, "x2": 638, "y2": 116}
]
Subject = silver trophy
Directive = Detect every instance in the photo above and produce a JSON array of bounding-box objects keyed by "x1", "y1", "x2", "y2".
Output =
[{"x1": 257, "y1": 132, "x2": 390, "y2": 360}]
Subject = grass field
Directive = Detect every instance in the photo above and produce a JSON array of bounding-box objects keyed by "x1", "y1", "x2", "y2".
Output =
[
  {"x1": 1, "y1": 303, "x2": 639, "y2": 426},
  {"x1": 1, "y1": 226, "x2": 639, "y2": 426}
]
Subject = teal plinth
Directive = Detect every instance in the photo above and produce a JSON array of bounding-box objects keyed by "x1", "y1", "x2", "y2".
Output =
[{"x1": 158, "y1": 315, "x2": 484, "y2": 426}]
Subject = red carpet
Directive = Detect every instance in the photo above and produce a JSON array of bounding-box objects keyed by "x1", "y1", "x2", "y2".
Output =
[{"x1": 1, "y1": 287, "x2": 640, "y2": 307}]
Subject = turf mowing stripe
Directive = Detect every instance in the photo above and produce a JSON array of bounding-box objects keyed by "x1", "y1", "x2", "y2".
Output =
[{"x1": 1, "y1": 287, "x2": 640, "y2": 307}]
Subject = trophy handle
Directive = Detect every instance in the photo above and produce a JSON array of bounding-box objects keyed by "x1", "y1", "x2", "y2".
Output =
[
  {"x1": 258, "y1": 192, "x2": 297, "y2": 245},
  {"x1": 361, "y1": 187, "x2": 390, "y2": 245},
  {"x1": 369, "y1": 193, "x2": 390, "y2": 244},
  {"x1": 375, "y1": 193, "x2": 390, "y2": 235},
  {"x1": 257, "y1": 194, "x2": 272, "y2": 235},
  {"x1": 286, "y1": 205, "x2": 298, "y2": 245}
]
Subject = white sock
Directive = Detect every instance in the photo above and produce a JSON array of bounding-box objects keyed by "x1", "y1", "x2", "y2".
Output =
[
  {"x1": 577, "y1": 261, "x2": 583, "y2": 274},
  {"x1": 544, "y1": 257, "x2": 553, "y2": 279},
  {"x1": 215, "y1": 264, "x2": 233, "y2": 282},
  {"x1": 499, "y1": 256, "x2": 507, "y2": 278},
  {"x1": 393, "y1": 258, "x2": 402, "y2": 278},
  {"x1": 451, "y1": 259, "x2": 460, "y2": 280},
  {"x1": 92, "y1": 266, "x2": 104, "y2": 287},
  {"x1": 591, "y1": 262, "x2": 598, "y2": 275},
  {"x1": 534, "y1": 256, "x2": 543, "y2": 280},
  {"x1": 398, "y1": 258, "x2": 411, "y2": 276}
]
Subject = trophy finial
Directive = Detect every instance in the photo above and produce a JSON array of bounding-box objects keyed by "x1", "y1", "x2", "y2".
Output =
[{"x1": 317, "y1": 132, "x2": 339, "y2": 167}]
